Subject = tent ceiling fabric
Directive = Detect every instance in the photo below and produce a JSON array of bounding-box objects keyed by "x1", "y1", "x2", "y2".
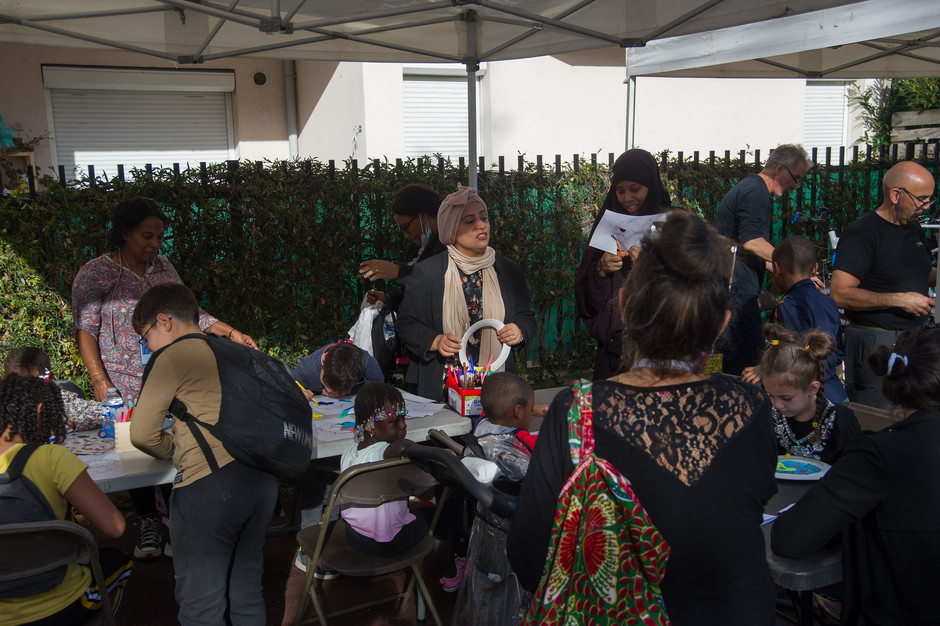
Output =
[
  {"x1": 624, "y1": 0, "x2": 940, "y2": 78},
  {"x1": 0, "y1": 0, "x2": 862, "y2": 65}
]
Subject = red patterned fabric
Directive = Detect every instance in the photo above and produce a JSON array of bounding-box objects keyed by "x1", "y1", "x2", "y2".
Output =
[{"x1": 522, "y1": 379, "x2": 670, "y2": 625}]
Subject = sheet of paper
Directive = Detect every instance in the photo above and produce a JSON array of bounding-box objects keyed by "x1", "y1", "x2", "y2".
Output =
[
  {"x1": 312, "y1": 415, "x2": 358, "y2": 442},
  {"x1": 63, "y1": 431, "x2": 115, "y2": 455},
  {"x1": 400, "y1": 390, "x2": 441, "y2": 404},
  {"x1": 405, "y1": 400, "x2": 443, "y2": 418},
  {"x1": 310, "y1": 396, "x2": 355, "y2": 417},
  {"x1": 81, "y1": 448, "x2": 125, "y2": 482},
  {"x1": 588, "y1": 211, "x2": 668, "y2": 254}
]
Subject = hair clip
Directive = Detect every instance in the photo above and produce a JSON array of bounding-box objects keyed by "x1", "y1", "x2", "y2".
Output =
[
  {"x1": 37, "y1": 369, "x2": 52, "y2": 382},
  {"x1": 769, "y1": 339, "x2": 780, "y2": 346},
  {"x1": 804, "y1": 345, "x2": 811, "y2": 352},
  {"x1": 888, "y1": 352, "x2": 908, "y2": 374}
]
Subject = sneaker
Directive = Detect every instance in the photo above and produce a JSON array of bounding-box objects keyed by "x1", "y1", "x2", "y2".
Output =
[
  {"x1": 294, "y1": 548, "x2": 307, "y2": 572},
  {"x1": 134, "y1": 516, "x2": 162, "y2": 560},
  {"x1": 313, "y1": 566, "x2": 340, "y2": 581},
  {"x1": 440, "y1": 557, "x2": 466, "y2": 592}
]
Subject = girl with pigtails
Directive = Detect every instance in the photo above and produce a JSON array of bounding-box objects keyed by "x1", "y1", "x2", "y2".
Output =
[
  {"x1": 758, "y1": 324, "x2": 860, "y2": 464},
  {"x1": 773, "y1": 326, "x2": 940, "y2": 624}
]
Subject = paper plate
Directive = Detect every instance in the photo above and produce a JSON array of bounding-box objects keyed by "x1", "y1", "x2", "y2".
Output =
[
  {"x1": 459, "y1": 318, "x2": 512, "y2": 371},
  {"x1": 775, "y1": 455, "x2": 832, "y2": 481}
]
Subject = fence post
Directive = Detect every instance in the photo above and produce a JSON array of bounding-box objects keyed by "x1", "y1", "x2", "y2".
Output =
[
  {"x1": 555, "y1": 154, "x2": 561, "y2": 178},
  {"x1": 459, "y1": 157, "x2": 465, "y2": 176},
  {"x1": 173, "y1": 163, "x2": 181, "y2": 178},
  {"x1": 146, "y1": 163, "x2": 153, "y2": 181},
  {"x1": 88, "y1": 165, "x2": 96, "y2": 187},
  {"x1": 591, "y1": 153, "x2": 597, "y2": 170},
  {"x1": 438, "y1": 157, "x2": 444, "y2": 176},
  {"x1": 58, "y1": 165, "x2": 66, "y2": 186},
  {"x1": 499, "y1": 156, "x2": 505, "y2": 175},
  {"x1": 396, "y1": 158, "x2": 403, "y2": 177},
  {"x1": 373, "y1": 158, "x2": 381, "y2": 175},
  {"x1": 329, "y1": 159, "x2": 335, "y2": 181},
  {"x1": 709, "y1": 150, "x2": 715, "y2": 166},
  {"x1": 536, "y1": 154, "x2": 543, "y2": 177},
  {"x1": 117, "y1": 164, "x2": 125, "y2": 183},
  {"x1": 724, "y1": 150, "x2": 731, "y2": 166},
  {"x1": 479, "y1": 156, "x2": 485, "y2": 175},
  {"x1": 609, "y1": 152, "x2": 615, "y2": 167},
  {"x1": 351, "y1": 159, "x2": 358, "y2": 177},
  {"x1": 573, "y1": 155, "x2": 579, "y2": 172},
  {"x1": 754, "y1": 150, "x2": 761, "y2": 168},
  {"x1": 26, "y1": 166, "x2": 35, "y2": 196}
]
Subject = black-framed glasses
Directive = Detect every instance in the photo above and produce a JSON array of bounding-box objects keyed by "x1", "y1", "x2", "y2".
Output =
[
  {"x1": 900, "y1": 187, "x2": 938, "y2": 210},
  {"x1": 397, "y1": 215, "x2": 417, "y2": 234},
  {"x1": 783, "y1": 164, "x2": 803, "y2": 187},
  {"x1": 138, "y1": 319, "x2": 158, "y2": 348}
]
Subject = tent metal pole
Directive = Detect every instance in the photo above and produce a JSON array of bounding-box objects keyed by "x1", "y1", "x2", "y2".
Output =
[
  {"x1": 625, "y1": 74, "x2": 636, "y2": 150},
  {"x1": 467, "y1": 11, "x2": 478, "y2": 188},
  {"x1": 195, "y1": 0, "x2": 242, "y2": 60},
  {"x1": 284, "y1": 59, "x2": 299, "y2": 159}
]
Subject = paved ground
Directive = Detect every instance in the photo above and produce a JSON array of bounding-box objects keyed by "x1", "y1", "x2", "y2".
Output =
[{"x1": 99, "y1": 487, "x2": 818, "y2": 625}]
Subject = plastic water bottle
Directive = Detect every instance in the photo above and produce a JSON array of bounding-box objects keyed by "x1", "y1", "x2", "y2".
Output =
[{"x1": 100, "y1": 387, "x2": 124, "y2": 422}]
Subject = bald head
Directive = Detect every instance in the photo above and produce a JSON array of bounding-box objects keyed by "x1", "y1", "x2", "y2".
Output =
[{"x1": 882, "y1": 162, "x2": 934, "y2": 199}]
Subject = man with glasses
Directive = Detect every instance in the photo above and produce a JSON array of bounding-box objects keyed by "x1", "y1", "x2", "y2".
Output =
[
  {"x1": 717, "y1": 144, "x2": 810, "y2": 376},
  {"x1": 831, "y1": 161, "x2": 938, "y2": 408}
]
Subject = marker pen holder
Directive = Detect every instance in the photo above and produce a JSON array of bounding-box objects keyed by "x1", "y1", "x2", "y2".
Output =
[{"x1": 446, "y1": 377, "x2": 482, "y2": 417}]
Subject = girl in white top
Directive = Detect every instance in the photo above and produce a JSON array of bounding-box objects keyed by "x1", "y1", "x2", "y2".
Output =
[{"x1": 339, "y1": 383, "x2": 427, "y2": 556}]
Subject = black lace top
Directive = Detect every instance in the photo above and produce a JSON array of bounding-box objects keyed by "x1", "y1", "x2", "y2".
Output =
[{"x1": 508, "y1": 376, "x2": 779, "y2": 626}]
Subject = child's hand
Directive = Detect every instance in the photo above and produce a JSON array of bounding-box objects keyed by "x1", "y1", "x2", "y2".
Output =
[
  {"x1": 532, "y1": 403, "x2": 549, "y2": 418},
  {"x1": 741, "y1": 366, "x2": 760, "y2": 384}
]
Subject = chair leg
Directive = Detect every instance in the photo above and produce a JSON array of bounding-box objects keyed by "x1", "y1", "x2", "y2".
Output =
[
  {"x1": 411, "y1": 564, "x2": 442, "y2": 626},
  {"x1": 397, "y1": 569, "x2": 417, "y2": 619},
  {"x1": 293, "y1": 567, "x2": 323, "y2": 626},
  {"x1": 416, "y1": 586, "x2": 427, "y2": 624},
  {"x1": 310, "y1": 582, "x2": 329, "y2": 626}
]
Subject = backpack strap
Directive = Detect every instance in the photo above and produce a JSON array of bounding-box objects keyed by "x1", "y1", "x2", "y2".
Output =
[
  {"x1": 4, "y1": 443, "x2": 41, "y2": 480},
  {"x1": 1, "y1": 443, "x2": 57, "y2": 520},
  {"x1": 169, "y1": 398, "x2": 232, "y2": 502},
  {"x1": 566, "y1": 379, "x2": 594, "y2": 466}
]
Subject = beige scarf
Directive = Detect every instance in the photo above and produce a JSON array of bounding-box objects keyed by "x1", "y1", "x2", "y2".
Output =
[{"x1": 442, "y1": 245, "x2": 506, "y2": 371}]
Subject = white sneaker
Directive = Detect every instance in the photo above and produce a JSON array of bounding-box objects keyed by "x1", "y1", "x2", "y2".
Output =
[{"x1": 134, "y1": 516, "x2": 162, "y2": 560}]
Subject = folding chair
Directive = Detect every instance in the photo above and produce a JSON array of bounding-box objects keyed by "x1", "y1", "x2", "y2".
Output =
[
  {"x1": 0, "y1": 520, "x2": 116, "y2": 626},
  {"x1": 293, "y1": 456, "x2": 448, "y2": 626}
]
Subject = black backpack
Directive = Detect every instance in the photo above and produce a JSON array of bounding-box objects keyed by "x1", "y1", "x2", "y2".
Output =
[
  {"x1": 142, "y1": 333, "x2": 313, "y2": 500},
  {"x1": 0, "y1": 443, "x2": 67, "y2": 598}
]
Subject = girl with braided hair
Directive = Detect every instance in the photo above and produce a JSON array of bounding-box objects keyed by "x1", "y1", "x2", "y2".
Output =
[
  {"x1": 759, "y1": 324, "x2": 860, "y2": 463},
  {"x1": 773, "y1": 326, "x2": 940, "y2": 623},
  {"x1": 0, "y1": 374, "x2": 131, "y2": 624}
]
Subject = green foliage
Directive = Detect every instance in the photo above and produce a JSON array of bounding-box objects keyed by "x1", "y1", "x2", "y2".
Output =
[
  {"x1": 852, "y1": 79, "x2": 940, "y2": 149},
  {"x1": 896, "y1": 78, "x2": 940, "y2": 112},
  {"x1": 851, "y1": 80, "x2": 899, "y2": 149},
  {"x1": 1, "y1": 151, "x2": 934, "y2": 391}
]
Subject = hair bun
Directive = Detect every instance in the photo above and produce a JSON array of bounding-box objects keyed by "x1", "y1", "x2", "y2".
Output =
[{"x1": 645, "y1": 210, "x2": 731, "y2": 284}]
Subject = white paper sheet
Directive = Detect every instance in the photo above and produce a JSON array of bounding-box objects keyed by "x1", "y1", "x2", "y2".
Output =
[
  {"x1": 588, "y1": 211, "x2": 668, "y2": 254},
  {"x1": 81, "y1": 448, "x2": 126, "y2": 482}
]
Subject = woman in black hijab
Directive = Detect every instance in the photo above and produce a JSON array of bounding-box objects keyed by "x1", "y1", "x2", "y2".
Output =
[{"x1": 574, "y1": 149, "x2": 671, "y2": 379}]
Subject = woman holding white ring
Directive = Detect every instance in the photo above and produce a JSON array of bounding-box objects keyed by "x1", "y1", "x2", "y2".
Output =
[{"x1": 397, "y1": 185, "x2": 536, "y2": 401}]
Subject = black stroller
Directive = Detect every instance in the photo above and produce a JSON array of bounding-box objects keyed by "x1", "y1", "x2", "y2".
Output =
[{"x1": 407, "y1": 430, "x2": 533, "y2": 626}]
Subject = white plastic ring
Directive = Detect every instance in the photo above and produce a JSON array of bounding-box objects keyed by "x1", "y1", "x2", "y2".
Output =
[{"x1": 459, "y1": 318, "x2": 512, "y2": 371}]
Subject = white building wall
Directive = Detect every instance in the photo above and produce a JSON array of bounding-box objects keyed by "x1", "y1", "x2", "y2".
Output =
[{"x1": 632, "y1": 77, "x2": 806, "y2": 156}]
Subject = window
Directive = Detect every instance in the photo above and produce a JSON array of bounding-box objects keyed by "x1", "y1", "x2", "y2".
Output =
[
  {"x1": 402, "y1": 64, "x2": 482, "y2": 160},
  {"x1": 803, "y1": 81, "x2": 848, "y2": 153},
  {"x1": 43, "y1": 66, "x2": 235, "y2": 178}
]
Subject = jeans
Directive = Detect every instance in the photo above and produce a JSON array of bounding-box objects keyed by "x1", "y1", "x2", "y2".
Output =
[{"x1": 170, "y1": 461, "x2": 277, "y2": 626}]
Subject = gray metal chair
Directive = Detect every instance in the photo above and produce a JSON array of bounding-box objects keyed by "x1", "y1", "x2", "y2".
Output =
[
  {"x1": 0, "y1": 520, "x2": 116, "y2": 626},
  {"x1": 293, "y1": 456, "x2": 447, "y2": 626}
]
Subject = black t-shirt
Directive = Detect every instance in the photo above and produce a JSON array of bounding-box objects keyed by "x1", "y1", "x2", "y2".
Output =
[
  {"x1": 717, "y1": 173, "x2": 772, "y2": 298},
  {"x1": 833, "y1": 211, "x2": 932, "y2": 330}
]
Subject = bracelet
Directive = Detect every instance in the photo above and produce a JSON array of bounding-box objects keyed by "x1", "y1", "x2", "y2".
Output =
[{"x1": 227, "y1": 328, "x2": 235, "y2": 340}]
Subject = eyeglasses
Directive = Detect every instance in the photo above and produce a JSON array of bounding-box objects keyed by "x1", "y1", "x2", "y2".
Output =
[
  {"x1": 397, "y1": 215, "x2": 417, "y2": 234},
  {"x1": 138, "y1": 317, "x2": 171, "y2": 348},
  {"x1": 783, "y1": 164, "x2": 803, "y2": 187},
  {"x1": 899, "y1": 187, "x2": 938, "y2": 210}
]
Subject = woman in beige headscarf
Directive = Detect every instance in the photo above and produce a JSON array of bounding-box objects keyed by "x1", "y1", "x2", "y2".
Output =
[{"x1": 396, "y1": 185, "x2": 536, "y2": 401}]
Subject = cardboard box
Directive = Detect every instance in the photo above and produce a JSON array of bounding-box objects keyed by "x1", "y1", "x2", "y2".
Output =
[{"x1": 446, "y1": 379, "x2": 482, "y2": 417}]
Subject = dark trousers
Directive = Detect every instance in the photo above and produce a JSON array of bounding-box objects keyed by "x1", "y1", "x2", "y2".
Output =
[
  {"x1": 844, "y1": 324, "x2": 900, "y2": 409},
  {"x1": 722, "y1": 294, "x2": 764, "y2": 376},
  {"x1": 169, "y1": 462, "x2": 277, "y2": 626},
  {"x1": 31, "y1": 548, "x2": 133, "y2": 625}
]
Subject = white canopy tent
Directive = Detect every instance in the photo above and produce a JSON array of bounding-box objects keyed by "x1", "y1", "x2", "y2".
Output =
[
  {"x1": 2, "y1": 0, "x2": 936, "y2": 181},
  {"x1": 620, "y1": 0, "x2": 940, "y2": 147}
]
